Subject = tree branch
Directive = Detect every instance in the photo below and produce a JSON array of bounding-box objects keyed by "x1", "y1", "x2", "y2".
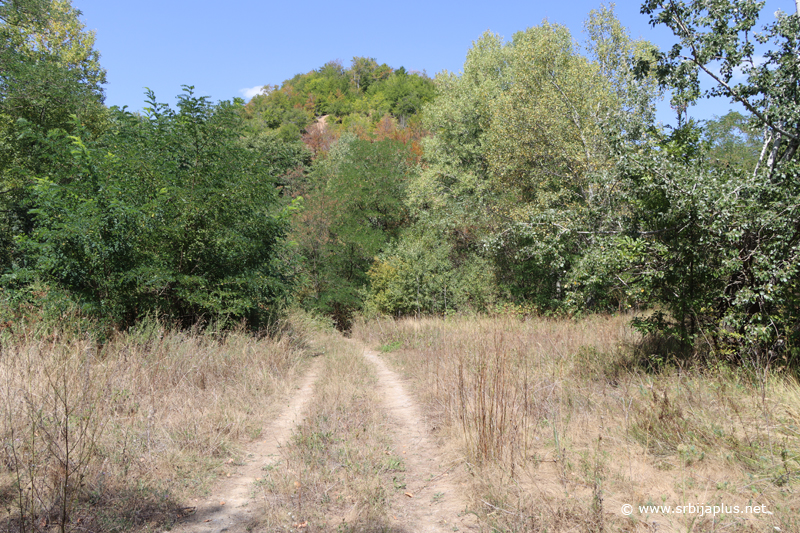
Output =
[{"x1": 663, "y1": 0, "x2": 798, "y2": 143}]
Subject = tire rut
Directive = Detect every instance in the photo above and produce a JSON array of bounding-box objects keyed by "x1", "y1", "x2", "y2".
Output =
[
  {"x1": 171, "y1": 357, "x2": 323, "y2": 533},
  {"x1": 361, "y1": 346, "x2": 480, "y2": 532}
]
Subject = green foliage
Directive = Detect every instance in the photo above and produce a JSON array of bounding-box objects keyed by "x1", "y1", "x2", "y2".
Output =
[
  {"x1": 487, "y1": 22, "x2": 614, "y2": 209},
  {"x1": 12, "y1": 88, "x2": 300, "y2": 328},
  {"x1": 294, "y1": 135, "x2": 413, "y2": 328},
  {"x1": 406, "y1": 12, "x2": 658, "y2": 311},
  {"x1": 0, "y1": 0, "x2": 107, "y2": 274},
  {"x1": 241, "y1": 57, "x2": 434, "y2": 139},
  {"x1": 0, "y1": 0, "x2": 106, "y2": 131},
  {"x1": 639, "y1": 0, "x2": 799, "y2": 176},
  {"x1": 365, "y1": 227, "x2": 495, "y2": 316},
  {"x1": 704, "y1": 111, "x2": 763, "y2": 172},
  {"x1": 567, "y1": 0, "x2": 800, "y2": 364}
]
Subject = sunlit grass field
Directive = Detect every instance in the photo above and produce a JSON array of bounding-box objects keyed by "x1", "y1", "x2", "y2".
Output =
[
  {"x1": 353, "y1": 314, "x2": 800, "y2": 532},
  {"x1": 0, "y1": 314, "x2": 315, "y2": 532}
]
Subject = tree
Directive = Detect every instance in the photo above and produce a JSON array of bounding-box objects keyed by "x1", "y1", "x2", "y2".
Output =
[
  {"x1": 579, "y1": 0, "x2": 800, "y2": 365},
  {"x1": 16, "y1": 89, "x2": 299, "y2": 328},
  {"x1": 0, "y1": 0, "x2": 105, "y2": 130},
  {"x1": 639, "y1": 0, "x2": 799, "y2": 178},
  {"x1": 409, "y1": 15, "x2": 658, "y2": 309},
  {"x1": 294, "y1": 134, "x2": 412, "y2": 328},
  {"x1": 704, "y1": 111, "x2": 763, "y2": 171},
  {"x1": 366, "y1": 228, "x2": 496, "y2": 316},
  {"x1": 487, "y1": 22, "x2": 616, "y2": 210},
  {"x1": 0, "y1": 0, "x2": 107, "y2": 273},
  {"x1": 584, "y1": 4, "x2": 660, "y2": 141}
]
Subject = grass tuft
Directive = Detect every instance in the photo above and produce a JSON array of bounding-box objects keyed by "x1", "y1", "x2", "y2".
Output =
[
  {"x1": 353, "y1": 314, "x2": 800, "y2": 532},
  {"x1": 0, "y1": 312, "x2": 313, "y2": 532}
]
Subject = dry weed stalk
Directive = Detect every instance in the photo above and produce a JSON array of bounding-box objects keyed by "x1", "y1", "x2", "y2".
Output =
[
  {"x1": 353, "y1": 314, "x2": 800, "y2": 532},
  {"x1": 0, "y1": 315, "x2": 312, "y2": 532}
]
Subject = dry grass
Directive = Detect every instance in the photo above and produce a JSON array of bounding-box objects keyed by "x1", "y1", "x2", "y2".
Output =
[
  {"x1": 254, "y1": 332, "x2": 407, "y2": 531},
  {"x1": 352, "y1": 314, "x2": 800, "y2": 532},
  {"x1": 0, "y1": 313, "x2": 314, "y2": 533}
]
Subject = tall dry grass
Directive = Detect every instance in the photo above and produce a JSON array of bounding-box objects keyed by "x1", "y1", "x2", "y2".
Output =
[
  {"x1": 0, "y1": 314, "x2": 314, "y2": 532},
  {"x1": 353, "y1": 314, "x2": 800, "y2": 532}
]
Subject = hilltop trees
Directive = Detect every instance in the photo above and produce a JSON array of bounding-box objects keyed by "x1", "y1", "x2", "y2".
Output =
[{"x1": 241, "y1": 57, "x2": 434, "y2": 143}]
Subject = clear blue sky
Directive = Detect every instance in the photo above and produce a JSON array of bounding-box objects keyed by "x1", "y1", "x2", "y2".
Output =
[{"x1": 74, "y1": 0, "x2": 794, "y2": 127}]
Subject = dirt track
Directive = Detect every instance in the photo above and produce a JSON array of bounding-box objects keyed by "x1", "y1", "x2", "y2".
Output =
[
  {"x1": 361, "y1": 346, "x2": 479, "y2": 532},
  {"x1": 169, "y1": 341, "x2": 478, "y2": 532},
  {"x1": 170, "y1": 358, "x2": 322, "y2": 533}
]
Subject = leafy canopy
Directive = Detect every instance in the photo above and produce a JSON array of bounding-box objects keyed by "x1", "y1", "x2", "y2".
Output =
[{"x1": 16, "y1": 88, "x2": 300, "y2": 328}]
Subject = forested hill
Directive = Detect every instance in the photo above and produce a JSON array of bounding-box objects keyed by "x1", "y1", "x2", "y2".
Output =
[
  {"x1": 1, "y1": 0, "x2": 800, "y2": 373},
  {"x1": 240, "y1": 58, "x2": 434, "y2": 146}
]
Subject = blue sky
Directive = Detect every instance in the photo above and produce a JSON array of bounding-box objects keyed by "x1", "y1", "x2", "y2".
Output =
[{"x1": 74, "y1": 0, "x2": 795, "y2": 127}]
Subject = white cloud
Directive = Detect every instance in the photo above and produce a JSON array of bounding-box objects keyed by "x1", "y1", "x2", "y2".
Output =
[{"x1": 239, "y1": 85, "x2": 266, "y2": 100}]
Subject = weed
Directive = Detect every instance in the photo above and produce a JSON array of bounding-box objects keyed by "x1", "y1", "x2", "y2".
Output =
[
  {"x1": 379, "y1": 339, "x2": 402, "y2": 353},
  {"x1": 0, "y1": 312, "x2": 312, "y2": 532},
  {"x1": 252, "y1": 335, "x2": 399, "y2": 530},
  {"x1": 352, "y1": 314, "x2": 800, "y2": 532}
]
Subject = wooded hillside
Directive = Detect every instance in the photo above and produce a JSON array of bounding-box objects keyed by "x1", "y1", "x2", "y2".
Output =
[{"x1": 1, "y1": 0, "x2": 799, "y2": 370}]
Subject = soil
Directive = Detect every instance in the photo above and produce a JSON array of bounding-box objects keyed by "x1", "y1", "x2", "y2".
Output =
[
  {"x1": 360, "y1": 346, "x2": 480, "y2": 532},
  {"x1": 169, "y1": 357, "x2": 323, "y2": 533},
  {"x1": 169, "y1": 341, "x2": 479, "y2": 532}
]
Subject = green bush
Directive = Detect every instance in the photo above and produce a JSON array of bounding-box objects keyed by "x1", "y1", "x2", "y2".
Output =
[
  {"x1": 365, "y1": 229, "x2": 496, "y2": 316},
  {"x1": 13, "y1": 88, "x2": 300, "y2": 329}
]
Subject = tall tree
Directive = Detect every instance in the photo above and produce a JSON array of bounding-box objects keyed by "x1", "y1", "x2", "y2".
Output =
[
  {"x1": 0, "y1": 0, "x2": 106, "y2": 271},
  {"x1": 408, "y1": 15, "x2": 658, "y2": 308},
  {"x1": 578, "y1": 0, "x2": 800, "y2": 364},
  {"x1": 0, "y1": 0, "x2": 105, "y2": 130},
  {"x1": 294, "y1": 134, "x2": 412, "y2": 328},
  {"x1": 704, "y1": 111, "x2": 763, "y2": 172},
  {"x1": 639, "y1": 0, "x2": 799, "y2": 178}
]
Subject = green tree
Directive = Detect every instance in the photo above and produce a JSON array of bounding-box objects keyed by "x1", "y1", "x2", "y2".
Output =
[
  {"x1": 409, "y1": 15, "x2": 657, "y2": 309},
  {"x1": 0, "y1": 0, "x2": 107, "y2": 273},
  {"x1": 704, "y1": 111, "x2": 762, "y2": 171},
  {"x1": 366, "y1": 228, "x2": 495, "y2": 316},
  {"x1": 578, "y1": 0, "x2": 800, "y2": 365},
  {"x1": 639, "y1": 0, "x2": 799, "y2": 177},
  {"x1": 0, "y1": 0, "x2": 105, "y2": 130},
  {"x1": 487, "y1": 22, "x2": 616, "y2": 210},
  {"x1": 294, "y1": 134, "x2": 412, "y2": 327},
  {"x1": 15, "y1": 89, "x2": 299, "y2": 328}
]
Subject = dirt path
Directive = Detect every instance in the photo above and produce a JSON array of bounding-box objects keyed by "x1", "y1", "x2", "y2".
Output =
[
  {"x1": 361, "y1": 346, "x2": 480, "y2": 532},
  {"x1": 167, "y1": 341, "x2": 478, "y2": 532},
  {"x1": 171, "y1": 357, "x2": 322, "y2": 533}
]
